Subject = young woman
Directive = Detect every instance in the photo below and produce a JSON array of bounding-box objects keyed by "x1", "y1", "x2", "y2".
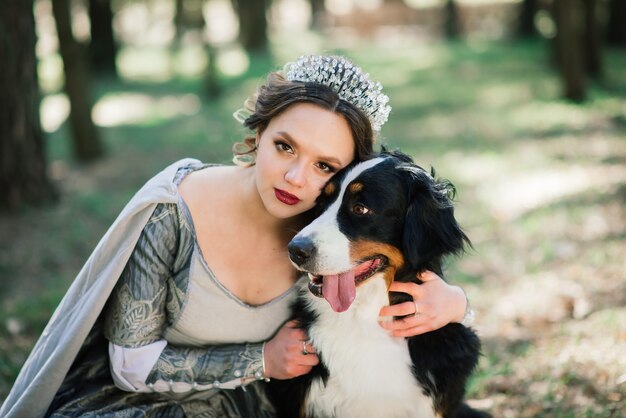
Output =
[{"x1": 0, "y1": 55, "x2": 471, "y2": 417}]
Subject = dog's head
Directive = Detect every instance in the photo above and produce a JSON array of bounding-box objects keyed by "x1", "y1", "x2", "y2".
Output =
[{"x1": 288, "y1": 150, "x2": 469, "y2": 312}]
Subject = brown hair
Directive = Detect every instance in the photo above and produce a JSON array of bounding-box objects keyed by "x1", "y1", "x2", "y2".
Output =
[{"x1": 232, "y1": 71, "x2": 375, "y2": 166}]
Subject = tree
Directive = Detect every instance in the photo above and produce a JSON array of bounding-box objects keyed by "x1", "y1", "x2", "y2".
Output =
[
  {"x1": 88, "y1": 0, "x2": 118, "y2": 78},
  {"x1": 583, "y1": 0, "x2": 602, "y2": 78},
  {"x1": 444, "y1": 0, "x2": 460, "y2": 39},
  {"x1": 52, "y1": 0, "x2": 104, "y2": 162},
  {"x1": 606, "y1": 0, "x2": 626, "y2": 46},
  {"x1": 173, "y1": 0, "x2": 205, "y2": 46},
  {"x1": 551, "y1": 0, "x2": 604, "y2": 101},
  {"x1": 231, "y1": 0, "x2": 269, "y2": 53},
  {"x1": 517, "y1": 0, "x2": 538, "y2": 38},
  {"x1": 174, "y1": 0, "x2": 185, "y2": 45},
  {"x1": 0, "y1": 0, "x2": 57, "y2": 210},
  {"x1": 552, "y1": 0, "x2": 586, "y2": 101},
  {"x1": 309, "y1": 0, "x2": 325, "y2": 30}
]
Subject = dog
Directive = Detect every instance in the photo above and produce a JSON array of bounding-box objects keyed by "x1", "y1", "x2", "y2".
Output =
[{"x1": 269, "y1": 150, "x2": 485, "y2": 418}]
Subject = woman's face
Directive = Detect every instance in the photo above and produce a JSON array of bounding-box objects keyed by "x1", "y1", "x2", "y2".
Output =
[{"x1": 254, "y1": 102, "x2": 356, "y2": 219}]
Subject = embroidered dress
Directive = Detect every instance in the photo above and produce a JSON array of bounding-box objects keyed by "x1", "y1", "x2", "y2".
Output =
[{"x1": 2, "y1": 161, "x2": 302, "y2": 418}]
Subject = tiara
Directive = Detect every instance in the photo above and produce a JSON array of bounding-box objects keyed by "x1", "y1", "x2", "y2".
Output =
[{"x1": 284, "y1": 55, "x2": 391, "y2": 132}]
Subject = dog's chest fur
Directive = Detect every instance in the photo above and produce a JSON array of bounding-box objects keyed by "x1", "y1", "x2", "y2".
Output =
[{"x1": 300, "y1": 277, "x2": 437, "y2": 418}]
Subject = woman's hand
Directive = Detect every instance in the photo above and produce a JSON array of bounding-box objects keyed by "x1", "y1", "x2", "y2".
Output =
[
  {"x1": 378, "y1": 271, "x2": 467, "y2": 337},
  {"x1": 263, "y1": 320, "x2": 319, "y2": 380}
]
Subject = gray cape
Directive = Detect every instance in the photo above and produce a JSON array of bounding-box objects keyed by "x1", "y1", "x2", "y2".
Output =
[{"x1": 0, "y1": 158, "x2": 201, "y2": 418}]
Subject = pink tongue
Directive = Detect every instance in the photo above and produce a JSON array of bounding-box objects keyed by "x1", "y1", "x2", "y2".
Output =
[{"x1": 322, "y1": 271, "x2": 356, "y2": 312}]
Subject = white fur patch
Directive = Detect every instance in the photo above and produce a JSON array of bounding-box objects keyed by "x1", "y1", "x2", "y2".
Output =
[
  {"x1": 295, "y1": 158, "x2": 387, "y2": 274},
  {"x1": 301, "y1": 276, "x2": 436, "y2": 418}
]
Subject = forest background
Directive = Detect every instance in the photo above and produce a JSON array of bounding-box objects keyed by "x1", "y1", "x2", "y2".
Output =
[{"x1": 1, "y1": 0, "x2": 625, "y2": 416}]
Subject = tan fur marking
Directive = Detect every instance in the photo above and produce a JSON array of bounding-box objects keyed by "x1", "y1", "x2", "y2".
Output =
[
  {"x1": 323, "y1": 182, "x2": 335, "y2": 196},
  {"x1": 349, "y1": 182, "x2": 364, "y2": 194},
  {"x1": 349, "y1": 240, "x2": 405, "y2": 290}
]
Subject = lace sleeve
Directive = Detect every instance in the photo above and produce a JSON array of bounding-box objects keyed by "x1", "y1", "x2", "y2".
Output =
[
  {"x1": 103, "y1": 203, "x2": 176, "y2": 347},
  {"x1": 103, "y1": 203, "x2": 268, "y2": 393}
]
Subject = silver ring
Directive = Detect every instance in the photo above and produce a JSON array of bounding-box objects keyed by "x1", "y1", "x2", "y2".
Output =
[
  {"x1": 302, "y1": 340, "x2": 309, "y2": 355},
  {"x1": 414, "y1": 301, "x2": 420, "y2": 318}
]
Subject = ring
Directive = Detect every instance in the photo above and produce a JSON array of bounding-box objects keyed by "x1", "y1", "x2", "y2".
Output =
[
  {"x1": 414, "y1": 301, "x2": 420, "y2": 318},
  {"x1": 302, "y1": 340, "x2": 309, "y2": 355}
]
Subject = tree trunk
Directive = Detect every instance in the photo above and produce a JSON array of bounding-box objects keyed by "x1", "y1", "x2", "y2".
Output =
[
  {"x1": 52, "y1": 0, "x2": 104, "y2": 162},
  {"x1": 0, "y1": 0, "x2": 57, "y2": 211},
  {"x1": 89, "y1": 0, "x2": 118, "y2": 77},
  {"x1": 204, "y1": 44, "x2": 221, "y2": 99},
  {"x1": 606, "y1": 0, "x2": 626, "y2": 46},
  {"x1": 444, "y1": 0, "x2": 460, "y2": 40},
  {"x1": 231, "y1": 0, "x2": 269, "y2": 53},
  {"x1": 174, "y1": 0, "x2": 185, "y2": 46},
  {"x1": 309, "y1": 0, "x2": 325, "y2": 29},
  {"x1": 553, "y1": 0, "x2": 586, "y2": 102},
  {"x1": 201, "y1": 9, "x2": 221, "y2": 99},
  {"x1": 517, "y1": 0, "x2": 538, "y2": 38},
  {"x1": 583, "y1": 0, "x2": 602, "y2": 79}
]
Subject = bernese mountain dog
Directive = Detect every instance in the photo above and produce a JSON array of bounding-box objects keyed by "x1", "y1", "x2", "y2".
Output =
[{"x1": 269, "y1": 150, "x2": 487, "y2": 418}]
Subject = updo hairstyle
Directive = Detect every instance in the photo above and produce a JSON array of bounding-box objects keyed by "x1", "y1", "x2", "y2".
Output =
[{"x1": 232, "y1": 71, "x2": 375, "y2": 166}]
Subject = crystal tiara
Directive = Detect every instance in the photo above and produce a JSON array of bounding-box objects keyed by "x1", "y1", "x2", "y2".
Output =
[{"x1": 284, "y1": 55, "x2": 391, "y2": 133}]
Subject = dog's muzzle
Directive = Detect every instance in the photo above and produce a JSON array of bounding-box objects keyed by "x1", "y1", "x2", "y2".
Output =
[{"x1": 288, "y1": 236, "x2": 317, "y2": 267}]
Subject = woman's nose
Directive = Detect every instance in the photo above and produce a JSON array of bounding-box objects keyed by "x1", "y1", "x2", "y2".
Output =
[{"x1": 285, "y1": 162, "x2": 307, "y2": 187}]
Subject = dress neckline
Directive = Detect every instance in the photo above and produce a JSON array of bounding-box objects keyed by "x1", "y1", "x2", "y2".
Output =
[{"x1": 173, "y1": 163, "x2": 301, "y2": 309}]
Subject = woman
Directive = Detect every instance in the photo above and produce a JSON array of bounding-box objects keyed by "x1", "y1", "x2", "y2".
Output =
[{"x1": 0, "y1": 55, "x2": 471, "y2": 417}]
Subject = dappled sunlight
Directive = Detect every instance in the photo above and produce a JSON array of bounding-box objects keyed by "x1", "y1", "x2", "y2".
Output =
[
  {"x1": 92, "y1": 93, "x2": 201, "y2": 127},
  {"x1": 40, "y1": 94, "x2": 70, "y2": 132},
  {"x1": 477, "y1": 83, "x2": 533, "y2": 108},
  {"x1": 509, "y1": 101, "x2": 605, "y2": 134},
  {"x1": 216, "y1": 48, "x2": 249, "y2": 77},
  {"x1": 272, "y1": 0, "x2": 312, "y2": 31},
  {"x1": 40, "y1": 92, "x2": 202, "y2": 131},
  {"x1": 117, "y1": 47, "x2": 174, "y2": 82},
  {"x1": 404, "y1": 0, "x2": 445, "y2": 9},
  {"x1": 172, "y1": 46, "x2": 208, "y2": 77},
  {"x1": 442, "y1": 151, "x2": 510, "y2": 183},
  {"x1": 478, "y1": 164, "x2": 626, "y2": 221},
  {"x1": 115, "y1": 44, "x2": 249, "y2": 81},
  {"x1": 34, "y1": 1, "x2": 58, "y2": 59},
  {"x1": 34, "y1": 0, "x2": 245, "y2": 85},
  {"x1": 387, "y1": 48, "x2": 445, "y2": 81},
  {"x1": 37, "y1": 53, "x2": 64, "y2": 93},
  {"x1": 114, "y1": 0, "x2": 176, "y2": 46},
  {"x1": 203, "y1": 0, "x2": 238, "y2": 43}
]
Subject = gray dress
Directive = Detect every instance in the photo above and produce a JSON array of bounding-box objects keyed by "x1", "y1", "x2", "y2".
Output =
[{"x1": 45, "y1": 164, "x2": 303, "y2": 417}]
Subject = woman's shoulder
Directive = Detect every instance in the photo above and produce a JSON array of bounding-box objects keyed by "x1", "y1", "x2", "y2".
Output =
[
  {"x1": 177, "y1": 164, "x2": 238, "y2": 198},
  {"x1": 172, "y1": 159, "x2": 215, "y2": 185}
]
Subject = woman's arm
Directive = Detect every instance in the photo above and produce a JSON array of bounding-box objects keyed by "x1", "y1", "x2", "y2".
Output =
[
  {"x1": 378, "y1": 271, "x2": 473, "y2": 337},
  {"x1": 103, "y1": 203, "x2": 268, "y2": 393}
]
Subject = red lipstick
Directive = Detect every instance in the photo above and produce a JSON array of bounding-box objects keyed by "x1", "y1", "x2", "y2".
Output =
[{"x1": 274, "y1": 188, "x2": 301, "y2": 205}]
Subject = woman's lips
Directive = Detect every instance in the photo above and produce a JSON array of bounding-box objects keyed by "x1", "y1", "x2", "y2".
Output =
[{"x1": 274, "y1": 188, "x2": 301, "y2": 205}]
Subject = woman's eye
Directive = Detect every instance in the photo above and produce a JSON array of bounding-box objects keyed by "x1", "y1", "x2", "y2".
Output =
[
  {"x1": 316, "y1": 162, "x2": 334, "y2": 173},
  {"x1": 275, "y1": 141, "x2": 293, "y2": 153},
  {"x1": 352, "y1": 204, "x2": 370, "y2": 215}
]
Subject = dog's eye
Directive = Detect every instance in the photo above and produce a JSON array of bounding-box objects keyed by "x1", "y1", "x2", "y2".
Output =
[{"x1": 352, "y1": 204, "x2": 370, "y2": 215}]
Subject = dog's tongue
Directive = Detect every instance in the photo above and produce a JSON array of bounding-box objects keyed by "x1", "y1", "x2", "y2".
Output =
[{"x1": 322, "y1": 271, "x2": 356, "y2": 312}]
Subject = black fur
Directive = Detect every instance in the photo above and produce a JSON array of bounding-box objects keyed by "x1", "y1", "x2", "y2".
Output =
[{"x1": 269, "y1": 150, "x2": 488, "y2": 418}]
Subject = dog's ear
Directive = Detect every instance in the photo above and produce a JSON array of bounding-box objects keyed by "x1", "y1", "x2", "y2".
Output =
[
  {"x1": 401, "y1": 166, "x2": 470, "y2": 272},
  {"x1": 380, "y1": 146, "x2": 415, "y2": 164}
]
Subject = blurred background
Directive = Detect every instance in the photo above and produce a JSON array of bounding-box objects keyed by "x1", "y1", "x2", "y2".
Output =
[{"x1": 1, "y1": 0, "x2": 625, "y2": 416}]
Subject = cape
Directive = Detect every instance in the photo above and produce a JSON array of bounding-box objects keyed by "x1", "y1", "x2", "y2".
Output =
[{"x1": 0, "y1": 158, "x2": 202, "y2": 418}]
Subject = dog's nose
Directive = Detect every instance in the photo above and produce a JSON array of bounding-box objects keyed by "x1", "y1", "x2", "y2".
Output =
[{"x1": 288, "y1": 237, "x2": 316, "y2": 266}]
